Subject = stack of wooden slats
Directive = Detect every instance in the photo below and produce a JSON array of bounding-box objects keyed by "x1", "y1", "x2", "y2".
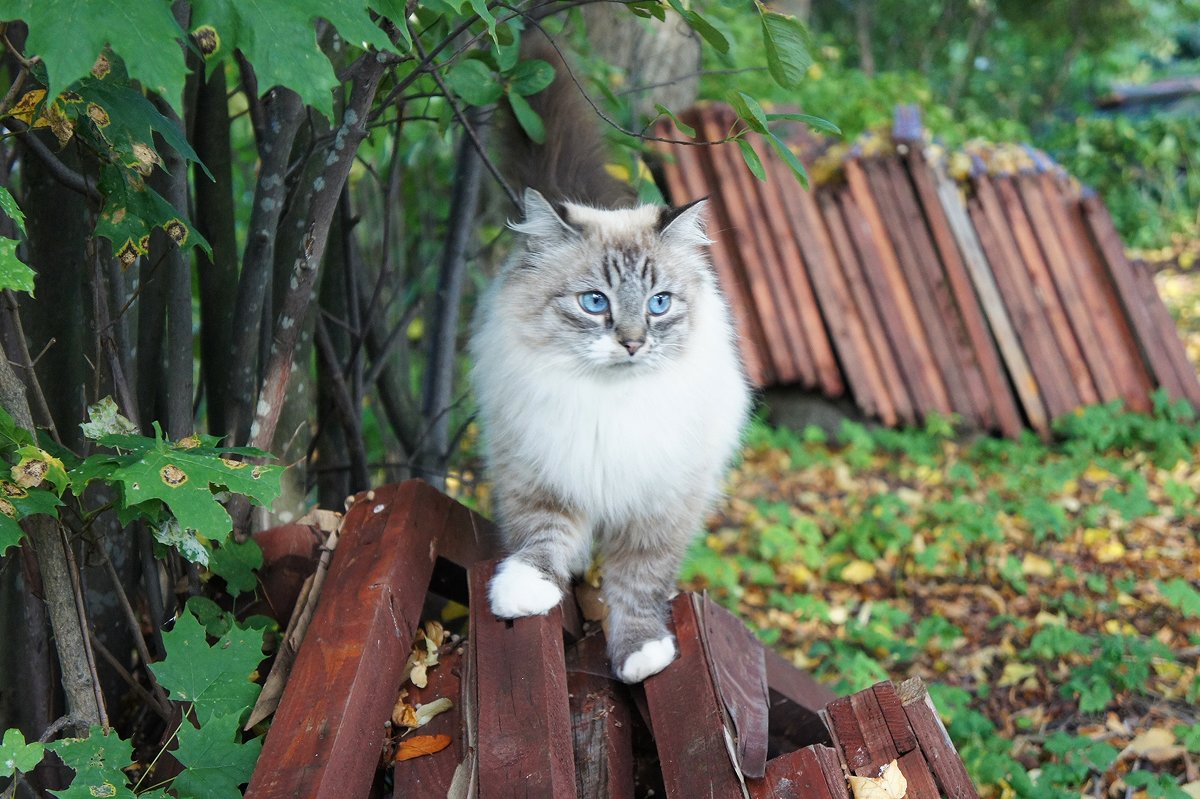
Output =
[
  {"x1": 656, "y1": 105, "x2": 1200, "y2": 438},
  {"x1": 244, "y1": 481, "x2": 982, "y2": 798}
]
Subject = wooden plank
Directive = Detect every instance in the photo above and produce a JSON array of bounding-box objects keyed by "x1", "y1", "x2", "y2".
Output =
[
  {"x1": 566, "y1": 631, "x2": 635, "y2": 799},
  {"x1": 969, "y1": 177, "x2": 1077, "y2": 420},
  {"x1": 994, "y1": 176, "x2": 1098, "y2": 406},
  {"x1": 898, "y1": 748, "x2": 943, "y2": 799},
  {"x1": 871, "y1": 682, "x2": 916, "y2": 755},
  {"x1": 844, "y1": 160, "x2": 952, "y2": 416},
  {"x1": 764, "y1": 647, "x2": 835, "y2": 750},
  {"x1": 747, "y1": 746, "x2": 837, "y2": 799},
  {"x1": 1016, "y1": 174, "x2": 1122, "y2": 403},
  {"x1": 1039, "y1": 173, "x2": 1152, "y2": 412},
  {"x1": 936, "y1": 171, "x2": 1049, "y2": 437},
  {"x1": 772, "y1": 157, "x2": 895, "y2": 423},
  {"x1": 470, "y1": 560, "x2": 576, "y2": 798},
  {"x1": 899, "y1": 678, "x2": 980, "y2": 799},
  {"x1": 391, "y1": 646, "x2": 465, "y2": 794},
  {"x1": 752, "y1": 137, "x2": 845, "y2": 396},
  {"x1": 848, "y1": 688, "x2": 899, "y2": 775},
  {"x1": 643, "y1": 593, "x2": 745, "y2": 798},
  {"x1": 699, "y1": 594, "x2": 770, "y2": 778},
  {"x1": 1133, "y1": 257, "x2": 1200, "y2": 406},
  {"x1": 811, "y1": 744, "x2": 853, "y2": 798},
  {"x1": 246, "y1": 481, "x2": 455, "y2": 799},
  {"x1": 904, "y1": 148, "x2": 1023, "y2": 438},
  {"x1": 865, "y1": 158, "x2": 978, "y2": 421},
  {"x1": 696, "y1": 110, "x2": 804, "y2": 384},
  {"x1": 818, "y1": 191, "x2": 916, "y2": 425},
  {"x1": 821, "y1": 696, "x2": 869, "y2": 775},
  {"x1": 661, "y1": 116, "x2": 771, "y2": 385},
  {"x1": 1082, "y1": 194, "x2": 1193, "y2": 404}
]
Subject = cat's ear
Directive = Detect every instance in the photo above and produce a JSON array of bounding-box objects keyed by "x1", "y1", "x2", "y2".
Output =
[
  {"x1": 658, "y1": 197, "x2": 712, "y2": 247},
  {"x1": 511, "y1": 188, "x2": 578, "y2": 240}
]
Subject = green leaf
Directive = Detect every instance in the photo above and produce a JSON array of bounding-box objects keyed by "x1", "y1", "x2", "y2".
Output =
[
  {"x1": 508, "y1": 91, "x2": 544, "y2": 144},
  {"x1": 767, "y1": 131, "x2": 810, "y2": 189},
  {"x1": 445, "y1": 59, "x2": 503, "y2": 106},
  {"x1": 735, "y1": 137, "x2": 766, "y2": 181},
  {"x1": 728, "y1": 90, "x2": 768, "y2": 134},
  {"x1": 190, "y1": 0, "x2": 393, "y2": 120},
  {"x1": 0, "y1": 514, "x2": 23, "y2": 557},
  {"x1": 171, "y1": 712, "x2": 262, "y2": 799},
  {"x1": 8, "y1": 0, "x2": 189, "y2": 112},
  {"x1": 186, "y1": 595, "x2": 232, "y2": 638},
  {"x1": 0, "y1": 238, "x2": 35, "y2": 296},
  {"x1": 756, "y1": 2, "x2": 813, "y2": 89},
  {"x1": 666, "y1": 0, "x2": 728, "y2": 54},
  {"x1": 367, "y1": 0, "x2": 413, "y2": 52},
  {"x1": 627, "y1": 1, "x2": 666, "y2": 21},
  {"x1": 654, "y1": 104, "x2": 695, "y2": 138},
  {"x1": 0, "y1": 186, "x2": 26, "y2": 235},
  {"x1": 96, "y1": 165, "x2": 212, "y2": 264},
  {"x1": 1, "y1": 727, "x2": 45, "y2": 776},
  {"x1": 152, "y1": 517, "x2": 210, "y2": 566},
  {"x1": 150, "y1": 613, "x2": 265, "y2": 726},
  {"x1": 1161, "y1": 578, "x2": 1200, "y2": 619},
  {"x1": 464, "y1": 0, "x2": 498, "y2": 44},
  {"x1": 508, "y1": 58, "x2": 554, "y2": 97},
  {"x1": 766, "y1": 112, "x2": 842, "y2": 136},
  {"x1": 46, "y1": 726, "x2": 136, "y2": 799},
  {"x1": 80, "y1": 397, "x2": 138, "y2": 440},
  {"x1": 208, "y1": 538, "x2": 263, "y2": 596}
]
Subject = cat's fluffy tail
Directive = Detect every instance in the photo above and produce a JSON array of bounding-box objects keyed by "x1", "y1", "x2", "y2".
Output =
[{"x1": 501, "y1": 31, "x2": 637, "y2": 209}]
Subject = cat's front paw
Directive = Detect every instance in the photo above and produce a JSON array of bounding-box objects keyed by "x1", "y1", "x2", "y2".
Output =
[
  {"x1": 617, "y1": 635, "x2": 677, "y2": 683},
  {"x1": 488, "y1": 559, "x2": 562, "y2": 618}
]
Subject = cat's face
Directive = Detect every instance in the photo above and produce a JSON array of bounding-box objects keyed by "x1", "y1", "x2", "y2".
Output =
[{"x1": 505, "y1": 190, "x2": 713, "y2": 374}]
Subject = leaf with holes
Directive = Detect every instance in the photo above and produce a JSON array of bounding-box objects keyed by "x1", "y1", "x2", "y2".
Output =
[
  {"x1": 150, "y1": 613, "x2": 265, "y2": 726},
  {"x1": 45, "y1": 726, "x2": 136, "y2": 799},
  {"x1": 6, "y1": 0, "x2": 189, "y2": 111},
  {"x1": 96, "y1": 165, "x2": 211, "y2": 267},
  {"x1": 171, "y1": 712, "x2": 262, "y2": 799}
]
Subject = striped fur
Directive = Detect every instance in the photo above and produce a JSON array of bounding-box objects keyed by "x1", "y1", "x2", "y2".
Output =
[{"x1": 471, "y1": 190, "x2": 750, "y2": 681}]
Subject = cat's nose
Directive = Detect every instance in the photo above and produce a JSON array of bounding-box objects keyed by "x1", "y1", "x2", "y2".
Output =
[{"x1": 621, "y1": 338, "x2": 644, "y2": 356}]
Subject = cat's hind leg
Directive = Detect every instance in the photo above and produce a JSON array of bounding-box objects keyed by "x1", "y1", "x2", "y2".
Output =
[
  {"x1": 488, "y1": 483, "x2": 590, "y2": 618},
  {"x1": 599, "y1": 514, "x2": 694, "y2": 683}
]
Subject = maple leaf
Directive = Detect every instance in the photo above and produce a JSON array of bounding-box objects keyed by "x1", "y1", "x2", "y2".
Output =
[
  {"x1": 45, "y1": 726, "x2": 136, "y2": 799},
  {"x1": 171, "y1": 712, "x2": 262, "y2": 799},
  {"x1": 149, "y1": 613, "x2": 265, "y2": 725}
]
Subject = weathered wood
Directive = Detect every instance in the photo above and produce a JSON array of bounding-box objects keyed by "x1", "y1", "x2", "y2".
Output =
[
  {"x1": 811, "y1": 743, "x2": 853, "y2": 798},
  {"x1": 643, "y1": 593, "x2": 746, "y2": 798},
  {"x1": 747, "y1": 746, "x2": 841, "y2": 799},
  {"x1": 1132, "y1": 256, "x2": 1200, "y2": 406},
  {"x1": 899, "y1": 678, "x2": 980, "y2": 799},
  {"x1": 871, "y1": 682, "x2": 916, "y2": 755},
  {"x1": 818, "y1": 191, "x2": 916, "y2": 425},
  {"x1": 699, "y1": 593, "x2": 770, "y2": 778},
  {"x1": 696, "y1": 111, "x2": 802, "y2": 384},
  {"x1": 566, "y1": 631, "x2": 635, "y2": 799},
  {"x1": 898, "y1": 748, "x2": 944, "y2": 799},
  {"x1": 246, "y1": 480, "x2": 456, "y2": 799},
  {"x1": 822, "y1": 696, "x2": 869, "y2": 775},
  {"x1": 393, "y1": 646, "x2": 465, "y2": 794},
  {"x1": 752, "y1": 137, "x2": 845, "y2": 396},
  {"x1": 661, "y1": 117, "x2": 771, "y2": 385},
  {"x1": 843, "y1": 161, "x2": 952, "y2": 416},
  {"x1": 904, "y1": 148, "x2": 1023, "y2": 438},
  {"x1": 470, "y1": 561, "x2": 577, "y2": 798},
  {"x1": 1039, "y1": 174, "x2": 1152, "y2": 412}
]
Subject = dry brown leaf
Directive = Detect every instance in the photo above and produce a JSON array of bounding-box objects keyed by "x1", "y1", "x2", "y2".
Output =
[
  {"x1": 392, "y1": 701, "x2": 419, "y2": 728},
  {"x1": 395, "y1": 734, "x2": 451, "y2": 762},
  {"x1": 847, "y1": 759, "x2": 908, "y2": 799},
  {"x1": 1121, "y1": 727, "x2": 1184, "y2": 763}
]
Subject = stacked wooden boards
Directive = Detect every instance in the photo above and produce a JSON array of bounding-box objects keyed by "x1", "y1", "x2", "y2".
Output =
[
  {"x1": 245, "y1": 480, "x2": 982, "y2": 798},
  {"x1": 656, "y1": 105, "x2": 1200, "y2": 438}
]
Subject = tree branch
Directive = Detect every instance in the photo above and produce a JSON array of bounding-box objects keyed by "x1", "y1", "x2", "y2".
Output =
[{"x1": 3, "y1": 121, "x2": 101, "y2": 203}]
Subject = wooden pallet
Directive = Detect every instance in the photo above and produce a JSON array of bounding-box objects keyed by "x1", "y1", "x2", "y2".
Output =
[
  {"x1": 245, "y1": 481, "x2": 980, "y2": 798},
  {"x1": 656, "y1": 104, "x2": 1200, "y2": 437}
]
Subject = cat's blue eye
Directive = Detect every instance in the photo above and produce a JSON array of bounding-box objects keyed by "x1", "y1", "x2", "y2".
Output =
[
  {"x1": 578, "y1": 291, "x2": 609, "y2": 314},
  {"x1": 647, "y1": 292, "x2": 671, "y2": 316}
]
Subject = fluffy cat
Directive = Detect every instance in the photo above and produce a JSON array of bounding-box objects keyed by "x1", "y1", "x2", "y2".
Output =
[{"x1": 470, "y1": 37, "x2": 750, "y2": 683}]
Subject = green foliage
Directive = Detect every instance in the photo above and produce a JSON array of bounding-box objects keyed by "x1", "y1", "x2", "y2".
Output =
[
  {"x1": 171, "y1": 711, "x2": 263, "y2": 799},
  {"x1": 0, "y1": 727, "x2": 44, "y2": 777},
  {"x1": 0, "y1": 186, "x2": 34, "y2": 296},
  {"x1": 45, "y1": 726, "x2": 137, "y2": 799}
]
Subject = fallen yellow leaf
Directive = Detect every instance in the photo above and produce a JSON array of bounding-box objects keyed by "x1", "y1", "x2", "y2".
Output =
[
  {"x1": 841, "y1": 560, "x2": 877, "y2": 585},
  {"x1": 998, "y1": 662, "x2": 1038, "y2": 687},
  {"x1": 848, "y1": 759, "x2": 908, "y2": 799},
  {"x1": 395, "y1": 734, "x2": 451, "y2": 762},
  {"x1": 1021, "y1": 553, "x2": 1054, "y2": 578}
]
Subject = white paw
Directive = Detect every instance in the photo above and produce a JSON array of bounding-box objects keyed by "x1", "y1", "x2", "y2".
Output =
[
  {"x1": 617, "y1": 636, "x2": 677, "y2": 683},
  {"x1": 488, "y1": 559, "x2": 562, "y2": 618}
]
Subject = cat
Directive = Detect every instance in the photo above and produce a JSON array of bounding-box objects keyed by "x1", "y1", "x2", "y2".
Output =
[{"x1": 469, "y1": 35, "x2": 750, "y2": 683}]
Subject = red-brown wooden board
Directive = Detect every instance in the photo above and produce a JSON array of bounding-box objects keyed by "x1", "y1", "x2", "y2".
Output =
[
  {"x1": 871, "y1": 682, "x2": 916, "y2": 755},
  {"x1": 246, "y1": 480, "x2": 459, "y2": 799},
  {"x1": 1015, "y1": 174, "x2": 1121, "y2": 403},
  {"x1": 696, "y1": 111, "x2": 804, "y2": 384},
  {"x1": 643, "y1": 593, "x2": 746, "y2": 798},
  {"x1": 748, "y1": 745, "x2": 846, "y2": 799},
  {"x1": 698, "y1": 594, "x2": 770, "y2": 778},
  {"x1": 391, "y1": 646, "x2": 465, "y2": 793},
  {"x1": 899, "y1": 748, "x2": 944, "y2": 799},
  {"x1": 662, "y1": 116, "x2": 772, "y2": 386},
  {"x1": 566, "y1": 631, "x2": 635, "y2": 799},
  {"x1": 844, "y1": 159, "x2": 953, "y2": 416},
  {"x1": 470, "y1": 561, "x2": 577, "y2": 797},
  {"x1": 865, "y1": 158, "x2": 978, "y2": 422},
  {"x1": 751, "y1": 135, "x2": 845, "y2": 396},
  {"x1": 993, "y1": 176, "x2": 1098, "y2": 406},
  {"x1": 969, "y1": 178, "x2": 1077, "y2": 418},
  {"x1": 773, "y1": 156, "x2": 893, "y2": 422},
  {"x1": 1038, "y1": 173, "x2": 1153, "y2": 412},
  {"x1": 903, "y1": 149, "x2": 1023, "y2": 437},
  {"x1": 900, "y1": 679, "x2": 980, "y2": 799},
  {"x1": 817, "y1": 191, "x2": 916, "y2": 425},
  {"x1": 1132, "y1": 256, "x2": 1200, "y2": 406}
]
